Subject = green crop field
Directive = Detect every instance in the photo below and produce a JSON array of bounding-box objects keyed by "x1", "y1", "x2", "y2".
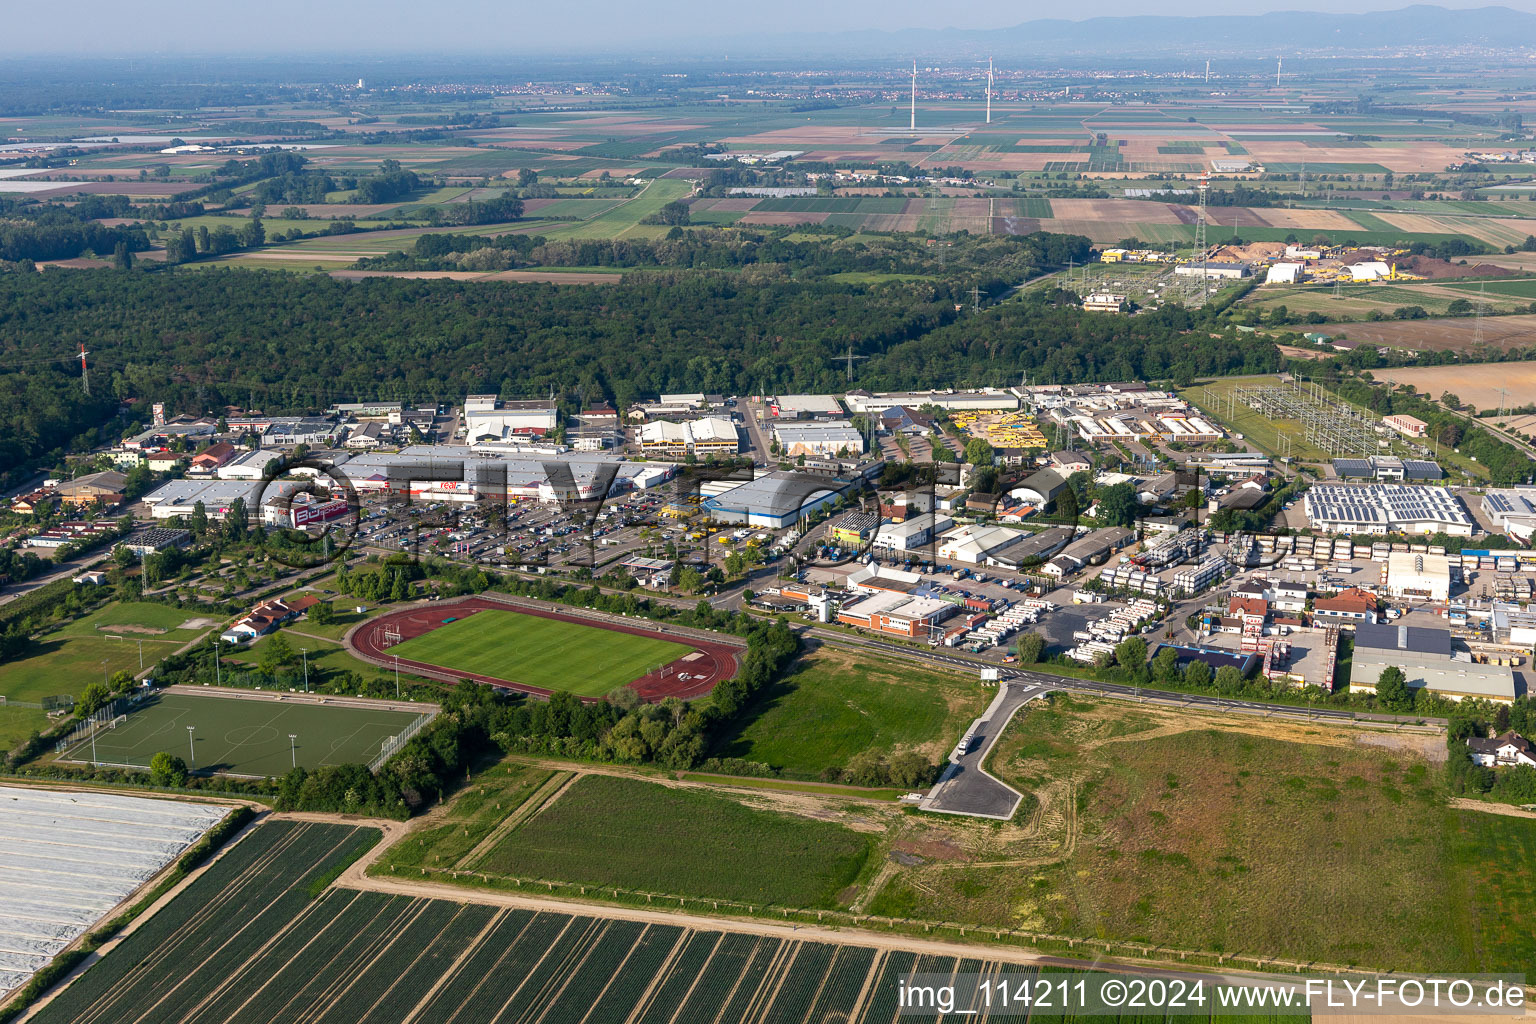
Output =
[
  {"x1": 477, "y1": 774, "x2": 872, "y2": 908},
  {"x1": 1443, "y1": 278, "x2": 1536, "y2": 299},
  {"x1": 712, "y1": 649, "x2": 988, "y2": 779},
  {"x1": 0, "y1": 601, "x2": 216, "y2": 750},
  {"x1": 385, "y1": 608, "x2": 691, "y2": 696},
  {"x1": 868, "y1": 695, "x2": 1536, "y2": 973},
  {"x1": 61, "y1": 690, "x2": 430, "y2": 776}
]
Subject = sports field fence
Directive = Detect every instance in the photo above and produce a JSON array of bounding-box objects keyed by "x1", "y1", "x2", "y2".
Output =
[
  {"x1": 369, "y1": 710, "x2": 437, "y2": 772},
  {"x1": 53, "y1": 699, "x2": 127, "y2": 755}
]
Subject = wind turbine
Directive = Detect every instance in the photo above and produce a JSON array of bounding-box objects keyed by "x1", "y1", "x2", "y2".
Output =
[
  {"x1": 1275, "y1": 56, "x2": 1283, "y2": 89},
  {"x1": 986, "y1": 57, "x2": 994, "y2": 124},
  {"x1": 910, "y1": 59, "x2": 918, "y2": 132}
]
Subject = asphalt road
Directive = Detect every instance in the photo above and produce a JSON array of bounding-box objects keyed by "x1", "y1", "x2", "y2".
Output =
[{"x1": 920, "y1": 681, "x2": 1048, "y2": 819}]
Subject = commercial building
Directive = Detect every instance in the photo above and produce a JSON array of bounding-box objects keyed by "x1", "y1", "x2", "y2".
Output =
[
  {"x1": 843, "y1": 389, "x2": 1019, "y2": 415},
  {"x1": 703, "y1": 471, "x2": 846, "y2": 529},
  {"x1": 771, "y1": 422, "x2": 865, "y2": 458},
  {"x1": 189, "y1": 442, "x2": 238, "y2": 473},
  {"x1": 936, "y1": 524, "x2": 1025, "y2": 564},
  {"x1": 770, "y1": 394, "x2": 843, "y2": 418},
  {"x1": 836, "y1": 590, "x2": 955, "y2": 639},
  {"x1": 1482, "y1": 488, "x2": 1536, "y2": 543},
  {"x1": 1332, "y1": 457, "x2": 1441, "y2": 482},
  {"x1": 264, "y1": 418, "x2": 338, "y2": 447},
  {"x1": 463, "y1": 397, "x2": 559, "y2": 441},
  {"x1": 987, "y1": 526, "x2": 1072, "y2": 570},
  {"x1": 637, "y1": 418, "x2": 738, "y2": 458},
  {"x1": 1313, "y1": 587, "x2": 1378, "y2": 625},
  {"x1": 55, "y1": 471, "x2": 127, "y2": 508},
  {"x1": 828, "y1": 512, "x2": 880, "y2": 546},
  {"x1": 1303, "y1": 484, "x2": 1473, "y2": 536},
  {"x1": 1350, "y1": 622, "x2": 1515, "y2": 702},
  {"x1": 339, "y1": 446, "x2": 672, "y2": 503},
  {"x1": 1386, "y1": 551, "x2": 1452, "y2": 602},
  {"x1": 871, "y1": 513, "x2": 954, "y2": 554},
  {"x1": 327, "y1": 401, "x2": 405, "y2": 419}
]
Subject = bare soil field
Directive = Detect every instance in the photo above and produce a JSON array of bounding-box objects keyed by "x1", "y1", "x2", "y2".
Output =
[
  {"x1": 1047, "y1": 197, "x2": 1184, "y2": 223},
  {"x1": 1256, "y1": 208, "x2": 1368, "y2": 231},
  {"x1": 1358, "y1": 361, "x2": 1536, "y2": 411}
]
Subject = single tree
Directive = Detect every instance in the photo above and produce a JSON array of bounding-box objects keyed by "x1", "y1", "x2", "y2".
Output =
[{"x1": 150, "y1": 751, "x2": 189, "y2": 787}]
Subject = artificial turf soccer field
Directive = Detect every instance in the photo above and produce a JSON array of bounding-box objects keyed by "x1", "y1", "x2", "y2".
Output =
[
  {"x1": 384, "y1": 609, "x2": 693, "y2": 696},
  {"x1": 63, "y1": 692, "x2": 429, "y2": 777}
]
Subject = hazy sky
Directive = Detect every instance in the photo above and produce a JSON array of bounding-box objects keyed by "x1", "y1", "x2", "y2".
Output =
[{"x1": 7, "y1": 0, "x2": 1531, "y2": 54}]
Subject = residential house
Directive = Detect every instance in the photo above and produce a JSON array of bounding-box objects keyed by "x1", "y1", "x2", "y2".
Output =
[
  {"x1": 219, "y1": 595, "x2": 320, "y2": 644},
  {"x1": 1468, "y1": 731, "x2": 1536, "y2": 768}
]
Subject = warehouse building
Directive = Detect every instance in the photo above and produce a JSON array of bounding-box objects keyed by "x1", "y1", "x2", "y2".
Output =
[
  {"x1": 703, "y1": 471, "x2": 846, "y2": 529},
  {"x1": 935, "y1": 524, "x2": 1025, "y2": 564},
  {"x1": 1351, "y1": 623, "x2": 1515, "y2": 702},
  {"x1": 772, "y1": 422, "x2": 865, "y2": 458},
  {"x1": 1303, "y1": 484, "x2": 1473, "y2": 536},
  {"x1": 1173, "y1": 262, "x2": 1251, "y2": 280},
  {"x1": 985, "y1": 526, "x2": 1072, "y2": 570},
  {"x1": 1042, "y1": 527, "x2": 1137, "y2": 579},
  {"x1": 1386, "y1": 551, "x2": 1452, "y2": 602},
  {"x1": 1008, "y1": 468, "x2": 1069, "y2": 507},
  {"x1": 871, "y1": 512, "x2": 954, "y2": 554}
]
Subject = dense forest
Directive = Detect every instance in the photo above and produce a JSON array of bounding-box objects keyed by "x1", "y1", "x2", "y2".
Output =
[{"x1": 0, "y1": 258, "x2": 1279, "y2": 440}]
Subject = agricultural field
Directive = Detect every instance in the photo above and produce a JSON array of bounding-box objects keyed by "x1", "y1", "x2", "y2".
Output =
[
  {"x1": 0, "y1": 602, "x2": 215, "y2": 751},
  {"x1": 711, "y1": 649, "x2": 988, "y2": 779},
  {"x1": 1356, "y1": 360, "x2": 1536, "y2": 413},
  {"x1": 475, "y1": 774, "x2": 873, "y2": 908},
  {"x1": 384, "y1": 608, "x2": 692, "y2": 697},
  {"x1": 30, "y1": 817, "x2": 1208, "y2": 1024},
  {"x1": 866, "y1": 695, "x2": 1536, "y2": 973},
  {"x1": 1310, "y1": 312, "x2": 1536, "y2": 354},
  {"x1": 1240, "y1": 279, "x2": 1536, "y2": 321},
  {"x1": 58, "y1": 690, "x2": 431, "y2": 776}
]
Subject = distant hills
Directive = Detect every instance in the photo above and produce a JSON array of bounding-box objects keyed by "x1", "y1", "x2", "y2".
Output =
[{"x1": 721, "y1": 5, "x2": 1536, "y2": 59}]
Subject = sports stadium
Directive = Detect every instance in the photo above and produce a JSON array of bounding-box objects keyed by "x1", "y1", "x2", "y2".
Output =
[{"x1": 346, "y1": 596, "x2": 741, "y2": 701}]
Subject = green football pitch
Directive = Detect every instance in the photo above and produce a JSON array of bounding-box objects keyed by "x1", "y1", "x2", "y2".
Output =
[
  {"x1": 386, "y1": 609, "x2": 693, "y2": 696},
  {"x1": 65, "y1": 691, "x2": 430, "y2": 777}
]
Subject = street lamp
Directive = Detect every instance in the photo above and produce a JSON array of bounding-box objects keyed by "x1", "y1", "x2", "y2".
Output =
[
  {"x1": 289, "y1": 734, "x2": 298, "y2": 768},
  {"x1": 186, "y1": 725, "x2": 195, "y2": 769},
  {"x1": 393, "y1": 654, "x2": 400, "y2": 699},
  {"x1": 300, "y1": 648, "x2": 309, "y2": 694}
]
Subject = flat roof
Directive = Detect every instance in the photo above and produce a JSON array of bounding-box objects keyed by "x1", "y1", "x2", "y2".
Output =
[{"x1": 774, "y1": 394, "x2": 843, "y2": 414}]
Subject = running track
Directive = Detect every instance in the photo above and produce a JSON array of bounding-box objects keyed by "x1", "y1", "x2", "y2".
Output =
[{"x1": 345, "y1": 596, "x2": 742, "y2": 702}]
